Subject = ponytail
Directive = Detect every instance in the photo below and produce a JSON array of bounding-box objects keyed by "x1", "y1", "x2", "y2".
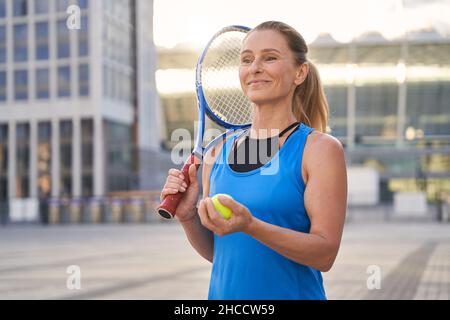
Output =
[{"x1": 292, "y1": 61, "x2": 329, "y2": 133}]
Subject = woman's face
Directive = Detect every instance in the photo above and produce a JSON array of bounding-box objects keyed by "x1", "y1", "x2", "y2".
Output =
[{"x1": 239, "y1": 30, "x2": 304, "y2": 106}]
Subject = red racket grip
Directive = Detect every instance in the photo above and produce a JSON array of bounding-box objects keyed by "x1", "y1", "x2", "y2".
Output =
[{"x1": 157, "y1": 153, "x2": 201, "y2": 219}]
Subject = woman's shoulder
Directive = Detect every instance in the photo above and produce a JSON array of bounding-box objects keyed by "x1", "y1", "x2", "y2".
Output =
[
  {"x1": 306, "y1": 130, "x2": 343, "y2": 150},
  {"x1": 303, "y1": 131, "x2": 345, "y2": 175}
]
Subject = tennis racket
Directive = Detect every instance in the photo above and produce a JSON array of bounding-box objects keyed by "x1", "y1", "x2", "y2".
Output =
[{"x1": 157, "y1": 25, "x2": 253, "y2": 219}]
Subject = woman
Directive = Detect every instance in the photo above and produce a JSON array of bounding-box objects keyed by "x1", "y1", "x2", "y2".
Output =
[{"x1": 160, "y1": 21, "x2": 347, "y2": 300}]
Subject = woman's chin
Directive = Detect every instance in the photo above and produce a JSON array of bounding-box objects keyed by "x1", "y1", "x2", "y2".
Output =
[{"x1": 246, "y1": 95, "x2": 272, "y2": 106}]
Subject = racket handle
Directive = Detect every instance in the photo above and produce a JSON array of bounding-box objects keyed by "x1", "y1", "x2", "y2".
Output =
[{"x1": 157, "y1": 153, "x2": 200, "y2": 219}]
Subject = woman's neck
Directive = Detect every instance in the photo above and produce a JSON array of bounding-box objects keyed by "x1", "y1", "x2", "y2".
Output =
[{"x1": 250, "y1": 102, "x2": 297, "y2": 139}]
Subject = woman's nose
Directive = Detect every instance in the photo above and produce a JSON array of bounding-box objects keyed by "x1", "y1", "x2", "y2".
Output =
[{"x1": 249, "y1": 59, "x2": 263, "y2": 74}]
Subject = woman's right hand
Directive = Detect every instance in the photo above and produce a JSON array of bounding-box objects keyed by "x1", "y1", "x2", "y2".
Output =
[{"x1": 160, "y1": 164, "x2": 200, "y2": 222}]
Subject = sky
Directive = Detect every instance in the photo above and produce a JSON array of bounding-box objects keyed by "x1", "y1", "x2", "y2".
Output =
[{"x1": 153, "y1": 0, "x2": 450, "y2": 48}]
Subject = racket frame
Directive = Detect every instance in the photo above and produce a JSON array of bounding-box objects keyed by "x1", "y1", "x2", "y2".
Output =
[{"x1": 157, "y1": 25, "x2": 252, "y2": 219}]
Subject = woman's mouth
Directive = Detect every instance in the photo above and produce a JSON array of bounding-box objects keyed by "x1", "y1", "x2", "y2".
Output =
[{"x1": 247, "y1": 80, "x2": 270, "y2": 86}]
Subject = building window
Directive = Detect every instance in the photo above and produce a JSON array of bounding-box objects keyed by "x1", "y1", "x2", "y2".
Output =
[
  {"x1": 79, "y1": 64, "x2": 89, "y2": 96},
  {"x1": 57, "y1": 19, "x2": 70, "y2": 58},
  {"x1": 14, "y1": 70, "x2": 28, "y2": 100},
  {"x1": 407, "y1": 81, "x2": 450, "y2": 136},
  {"x1": 76, "y1": 0, "x2": 89, "y2": 10},
  {"x1": 57, "y1": 66, "x2": 71, "y2": 97},
  {"x1": 325, "y1": 86, "x2": 348, "y2": 137},
  {"x1": 14, "y1": 24, "x2": 28, "y2": 62},
  {"x1": 16, "y1": 123, "x2": 30, "y2": 198},
  {"x1": 0, "y1": 0, "x2": 6, "y2": 18},
  {"x1": 102, "y1": 65, "x2": 109, "y2": 97},
  {"x1": 79, "y1": 16, "x2": 89, "y2": 56},
  {"x1": 0, "y1": 71, "x2": 6, "y2": 102},
  {"x1": 356, "y1": 85, "x2": 398, "y2": 138},
  {"x1": 0, "y1": 26, "x2": 6, "y2": 63},
  {"x1": 36, "y1": 22, "x2": 49, "y2": 60},
  {"x1": 56, "y1": 0, "x2": 70, "y2": 13},
  {"x1": 105, "y1": 120, "x2": 133, "y2": 192},
  {"x1": 13, "y1": 0, "x2": 27, "y2": 17},
  {"x1": 35, "y1": 0, "x2": 49, "y2": 15},
  {"x1": 38, "y1": 122, "x2": 51, "y2": 198},
  {"x1": 36, "y1": 68, "x2": 49, "y2": 99},
  {"x1": 59, "y1": 120, "x2": 72, "y2": 197}
]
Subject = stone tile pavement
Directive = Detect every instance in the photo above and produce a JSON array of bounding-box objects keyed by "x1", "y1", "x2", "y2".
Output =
[{"x1": 0, "y1": 220, "x2": 448, "y2": 300}]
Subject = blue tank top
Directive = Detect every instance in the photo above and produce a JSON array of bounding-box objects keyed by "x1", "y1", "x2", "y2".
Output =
[{"x1": 208, "y1": 123, "x2": 326, "y2": 300}]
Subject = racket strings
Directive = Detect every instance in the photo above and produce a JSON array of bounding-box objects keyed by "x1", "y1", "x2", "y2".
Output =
[{"x1": 201, "y1": 30, "x2": 253, "y2": 126}]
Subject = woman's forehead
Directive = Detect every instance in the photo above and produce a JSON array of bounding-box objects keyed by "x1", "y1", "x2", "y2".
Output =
[{"x1": 241, "y1": 30, "x2": 289, "y2": 53}]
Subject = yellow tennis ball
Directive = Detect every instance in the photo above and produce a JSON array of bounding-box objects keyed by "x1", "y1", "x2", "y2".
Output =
[{"x1": 211, "y1": 194, "x2": 233, "y2": 220}]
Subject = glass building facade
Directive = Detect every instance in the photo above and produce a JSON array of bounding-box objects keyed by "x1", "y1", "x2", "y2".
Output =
[
  {"x1": 157, "y1": 31, "x2": 450, "y2": 202},
  {"x1": 0, "y1": 0, "x2": 90, "y2": 102},
  {"x1": 0, "y1": 0, "x2": 159, "y2": 210}
]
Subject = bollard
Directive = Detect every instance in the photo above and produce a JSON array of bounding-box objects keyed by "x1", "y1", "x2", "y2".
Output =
[
  {"x1": 443, "y1": 203, "x2": 449, "y2": 223},
  {"x1": 102, "y1": 197, "x2": 113, "y2": 223},
  {"x1": 0, "y1": 200, "x2": 9, "y2": 225},
  {"x1": 38, "y1": 198, "x2": 49, "y2": 225},
  {"x1": 90, "y1": 197, "x2": 103, "y2": 224},
  {"x1": 144, "y1": 197, "x2": 158, "y2": 223},
  {"x1": 81, "y1": 197, "x2": 92, "y2": 223},
  {"x1": 129, "y1": 197, "x2": 144, "y2": 223},
  {"x1": 60, "y1": 198, "x2": 71, "y2": 224},
  {"x1": 48, "y1": 198, "x2": 60, "y2": 224},
  {"x1": 122, "y1": 198, "x2": 133, "y2": 223},
  {"x1": 69, "y1": 198, "x2": 82, "y2": 224},
  {"x1": 111, "y1": 197, "x2": 123, "y2": 223}
]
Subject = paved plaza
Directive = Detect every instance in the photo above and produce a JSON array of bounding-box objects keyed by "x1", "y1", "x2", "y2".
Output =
[{"x1": 0, "y1": 220, "x2": 449, "y2": 300}]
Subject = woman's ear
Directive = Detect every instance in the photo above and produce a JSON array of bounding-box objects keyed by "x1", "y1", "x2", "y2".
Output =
[{"x1": 294, "y1": 63, "x2": 309, "y2": 86}]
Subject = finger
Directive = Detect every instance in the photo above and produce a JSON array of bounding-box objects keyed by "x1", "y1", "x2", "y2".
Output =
[
  {"x1": 198, "y1": 200, "x2": 219, "y2": 233},
  {"x1": 217, "y1": 195, "x2": 240, "y2": 215},
  {"x1": 188, "y1": 164, "x2": 198, "y2": 184},
  {"x1": 167, "y1": 176, "x2": 188, "y2": 188},
  {"x1": 160, "y1": 187, "x2": 182, "y2": 200},
  {"x1": 168, "y1": 169, "x2": 185, "y2": 180},
  {"x1": 165, "y1": 182, "x2": 187, "y2": 192}
]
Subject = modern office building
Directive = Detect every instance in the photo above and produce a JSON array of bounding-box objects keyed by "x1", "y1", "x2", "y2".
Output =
[
  {"x1": 0, "y1": 0, "x2": 162, "y2": 216},
  {"x1": 156, "y1": 28, "x2": 450, "y2": 204}
]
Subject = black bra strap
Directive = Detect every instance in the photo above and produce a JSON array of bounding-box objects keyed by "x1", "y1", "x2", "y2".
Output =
[
  {"x1": 279, "y1": 122, "x2": 300, "y2": 138},
  {"x1": 232, "y1": 122, "x2": 300, "y2": 152}
]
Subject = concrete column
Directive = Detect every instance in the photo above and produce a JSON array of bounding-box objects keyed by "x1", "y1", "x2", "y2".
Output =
[
  {"x1": 72, "y1": 116, "x2": 81, "y2": 197},
  {"x1": 51, "y1": 118, "x2": 60, "y2": 197},
  {"x1": 30, "y1": 119, "x2": 38, "y2": 198},
  {"x1": 346, "y1": 43, "x2": 356, "y2": 151},
  {"x1": 93, "y1": 116, "x2": 104, "y2": 197},
  {"x1": 7, "y1": 121, "x2": 16, "y2": 200},
  {"x1": 347, "y1": 84, "x2": 356, "y2": 150},
  {"x1": 396, "y1": 41, "x2": 409, "y2": 148}
]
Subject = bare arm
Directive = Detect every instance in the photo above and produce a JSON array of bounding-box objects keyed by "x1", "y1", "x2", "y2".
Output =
[
  {"x1": 179, "y1": 205, "x2": 214, "y2": 263},
  {"x1": 245, "y1": 134, "x2": 347, "y2": 271},
  {"x1": 178, "y1": 141, "x2": 227, "y2": 263},
  {"x1": 198, "y1": 133, "x2": 347, "y2": 272}
]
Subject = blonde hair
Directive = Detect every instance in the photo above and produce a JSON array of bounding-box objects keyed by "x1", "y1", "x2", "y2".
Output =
[{"x1": 250, "y1": 21, "x2": 329, "y2": 133}]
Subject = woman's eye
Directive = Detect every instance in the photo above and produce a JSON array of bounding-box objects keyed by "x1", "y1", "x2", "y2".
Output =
[
  {"x1": 265, "y1": 56, "x2": 277, "y2": 61},
  {"x1": 241, "y1": 58, "x2": 252, "y2": 64}
]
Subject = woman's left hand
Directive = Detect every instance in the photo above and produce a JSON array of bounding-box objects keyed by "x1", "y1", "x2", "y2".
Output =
[{"x1": 198, "y1": 196, "x2": 255, "y2": 236}]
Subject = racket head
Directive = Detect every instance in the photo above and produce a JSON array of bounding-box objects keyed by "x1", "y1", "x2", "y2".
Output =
[
  {"x1": 196, "y1": 25, "x2": 253, "y2": 131},
  {"x1": 158, "y1": 26, "x2": 253, "y2": 220}
]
